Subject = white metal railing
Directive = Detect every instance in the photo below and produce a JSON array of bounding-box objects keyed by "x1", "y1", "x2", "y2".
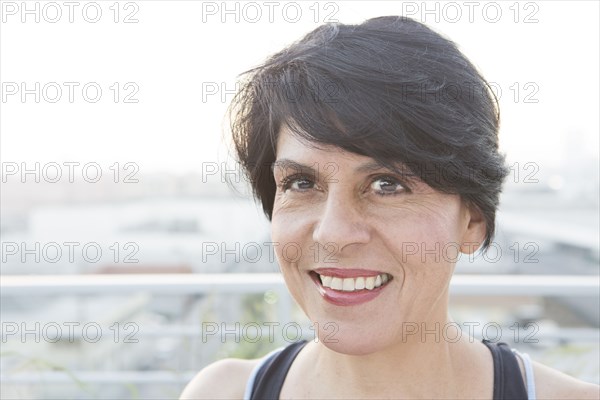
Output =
[
  {"x1": 0, "y1": 371, "x2": 196, "y2": 384},
  {"x1": 1, "y1": 273, "x2": 598, "y2": 296},
  {"x1": 1, "y1": 274, "x2": 598, "y2": 388}
]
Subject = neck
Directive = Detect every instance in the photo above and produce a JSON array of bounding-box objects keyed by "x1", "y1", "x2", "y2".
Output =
[{"x1": 304, "y1": 313, "x2": 484, "y2": 398}]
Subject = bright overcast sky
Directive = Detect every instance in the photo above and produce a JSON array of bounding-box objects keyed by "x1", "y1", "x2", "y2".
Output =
[{"x1": 1, "y1": 1, "x2": 598, "y2": 174}]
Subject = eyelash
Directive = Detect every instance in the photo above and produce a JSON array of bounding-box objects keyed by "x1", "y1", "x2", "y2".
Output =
[
  {"x1": 277, "y1": 173, "x2": 410, "y2": 196},
  {"x1": 277, "y1": 173, "x2": 314, "y2": 192},
  {"x1": 371, "y1": 175, "x2": 408, "y2": 196}
]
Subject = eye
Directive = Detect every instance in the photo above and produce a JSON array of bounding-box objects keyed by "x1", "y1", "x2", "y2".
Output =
[
  {"x1": 278, "y1": 174, "x2": 316, "y2": 193},
  {"x1": 370, "y1": 176, "x2": 405, "y2": 196}
]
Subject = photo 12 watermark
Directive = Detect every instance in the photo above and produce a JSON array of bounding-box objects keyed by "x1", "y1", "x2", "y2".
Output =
[
  {"x1": 398, "y1": 1, "x2": 540, "y2": 24},
  {"x1": 1, "y1": 1, "x2": 140, "y2": 23},
  {"x1": 1, "y1": 82, "x2": 140, "y2": 103},
  {"x1": 201, "y1": 321, "x2": 339, "y2": 344},
  {"x1": 400, "y1": 321, "x2": 539, "y2": 343},
  {"x1": 1, "y1": 241, "x2": 140, "y2": 264},
  {"x1": 1, "y1": 321, "x2": 140, "y2": 343},
  {"x1": 200, "y1": 1, "x2": 340, "y2": 24},
  {"x1": 1, "y1": 162, "x2": 140, "y2": 183}
]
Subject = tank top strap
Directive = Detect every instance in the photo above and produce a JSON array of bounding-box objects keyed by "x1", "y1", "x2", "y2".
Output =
[
  {"x1": 512, "y1": 348, "x2": 537, "y2": 400},
  {"x1": 243, "y1": 346, "x2": 285, "y2": 400},
  {"x1": 482, "y1": 339, "x2": 530, "y2": 399},
  {"x1": 247, "y1": 340, "x2": 308, "y2": 400}
]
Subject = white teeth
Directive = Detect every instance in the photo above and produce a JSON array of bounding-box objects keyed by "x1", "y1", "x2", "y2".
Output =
[
  {"x1": 330, "y1": 277, "x2": 343, "y2": 290},
  {"x1": 355, "y1": 277, "x2": 365, "y2": 290},
  {"x1": 321, "y1": 275, "x2": 332, "y2": 287},
  {"x1": 342, "y1": 278, "x2": 355, "y2": 291},
  {"x1": 374, "y1": 275, "x2": 382, "y2": 288},
  {"x1": 319, "y1": 273, "x2": 390, "y2": 292}
]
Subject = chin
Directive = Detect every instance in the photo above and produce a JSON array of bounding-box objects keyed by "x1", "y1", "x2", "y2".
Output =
[{"x1": 311, "y1": 314, "x2": 399, "y2": 356}]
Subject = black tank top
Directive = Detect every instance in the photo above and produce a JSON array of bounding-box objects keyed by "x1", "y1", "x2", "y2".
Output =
[{"x1": 249, "y1": 339, "x2": 529, "y2": 399}]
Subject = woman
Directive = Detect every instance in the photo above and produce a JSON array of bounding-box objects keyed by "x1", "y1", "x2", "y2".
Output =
[{"x1": 181, "y1": 16, "x2": 599, "y2": 399}]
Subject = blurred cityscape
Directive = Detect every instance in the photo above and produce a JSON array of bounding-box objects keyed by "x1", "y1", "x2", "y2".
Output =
[{"x1": 1, "y1": 157, "x2": 599, "y2": 399}]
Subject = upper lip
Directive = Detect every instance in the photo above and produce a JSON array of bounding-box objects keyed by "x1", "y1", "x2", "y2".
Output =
[{"x1": 311, "y1": 267, "x2": 389, "y2": 279}]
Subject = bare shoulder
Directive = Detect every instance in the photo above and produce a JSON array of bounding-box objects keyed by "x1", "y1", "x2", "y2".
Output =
[
  {"x1": 531, "y1": 359, "x2": 599, "y2": 399},
  {"x1": 179, "y1": 357, "x2": 260, "y2": 400}
]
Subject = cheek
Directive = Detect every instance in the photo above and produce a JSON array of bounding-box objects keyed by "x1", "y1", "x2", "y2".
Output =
[
  {"x1": 379, "y1": 200, "x2": 464, "y2": 269},
  {"x1": 272, "y1": 209, "x2": 309, "y2": 256},
  {"x1": 271, "y1": 209, "x2": 310, "y2": 285},
  {"x1": 271, "y1": 197, "x2": 320, "y2": 253},
  {"x1": 409, "y1": 213, "x2": 459, "y2": 247},
  {"x1": 271, "y1": 204, "x2": 328, "y2": 315}
]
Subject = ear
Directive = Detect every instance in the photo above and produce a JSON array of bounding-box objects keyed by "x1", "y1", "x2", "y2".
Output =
[{"x1": 459, "y1": 202, "x2": 487, "y2": 254}]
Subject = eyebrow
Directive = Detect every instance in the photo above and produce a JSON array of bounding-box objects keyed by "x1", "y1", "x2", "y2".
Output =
[{"x1": 271, "y1": 158, "x2": 400, "y2": 175}]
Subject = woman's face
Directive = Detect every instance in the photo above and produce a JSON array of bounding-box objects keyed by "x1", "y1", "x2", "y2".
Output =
[{"x1": 271, "y1": 126, "x2": 485, "y2": 355}]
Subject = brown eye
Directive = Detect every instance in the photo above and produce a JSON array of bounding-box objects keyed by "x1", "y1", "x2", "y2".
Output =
[
  {"x1": 370, "y1": 176, "x2": 405, "y2": 196},
  {"x1": 280, "y1": 174, "x2": 315, "y2": 192}
]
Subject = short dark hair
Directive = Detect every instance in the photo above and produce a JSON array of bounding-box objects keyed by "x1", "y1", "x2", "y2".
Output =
[{"x1": 228, "y1": 16, "x2": 509, "y2": 250}]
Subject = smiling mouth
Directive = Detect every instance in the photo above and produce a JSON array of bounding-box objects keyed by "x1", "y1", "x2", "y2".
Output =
[
  {"x1": 311, "y1": 271, "x2": 392, "y2": 291},
  {"x1": 309, "y1": 270, "x2": 393, "y2": 306}
]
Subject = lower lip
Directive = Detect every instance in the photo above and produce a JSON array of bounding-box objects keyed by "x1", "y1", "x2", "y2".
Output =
[{"x1": 310, "y1": 272, "x2": 388, "y2": 306}]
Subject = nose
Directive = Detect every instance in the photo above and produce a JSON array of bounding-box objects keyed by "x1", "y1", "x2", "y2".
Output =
[{"x1": 312, "y1": 193, "x2": 371, "y2": 256}]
